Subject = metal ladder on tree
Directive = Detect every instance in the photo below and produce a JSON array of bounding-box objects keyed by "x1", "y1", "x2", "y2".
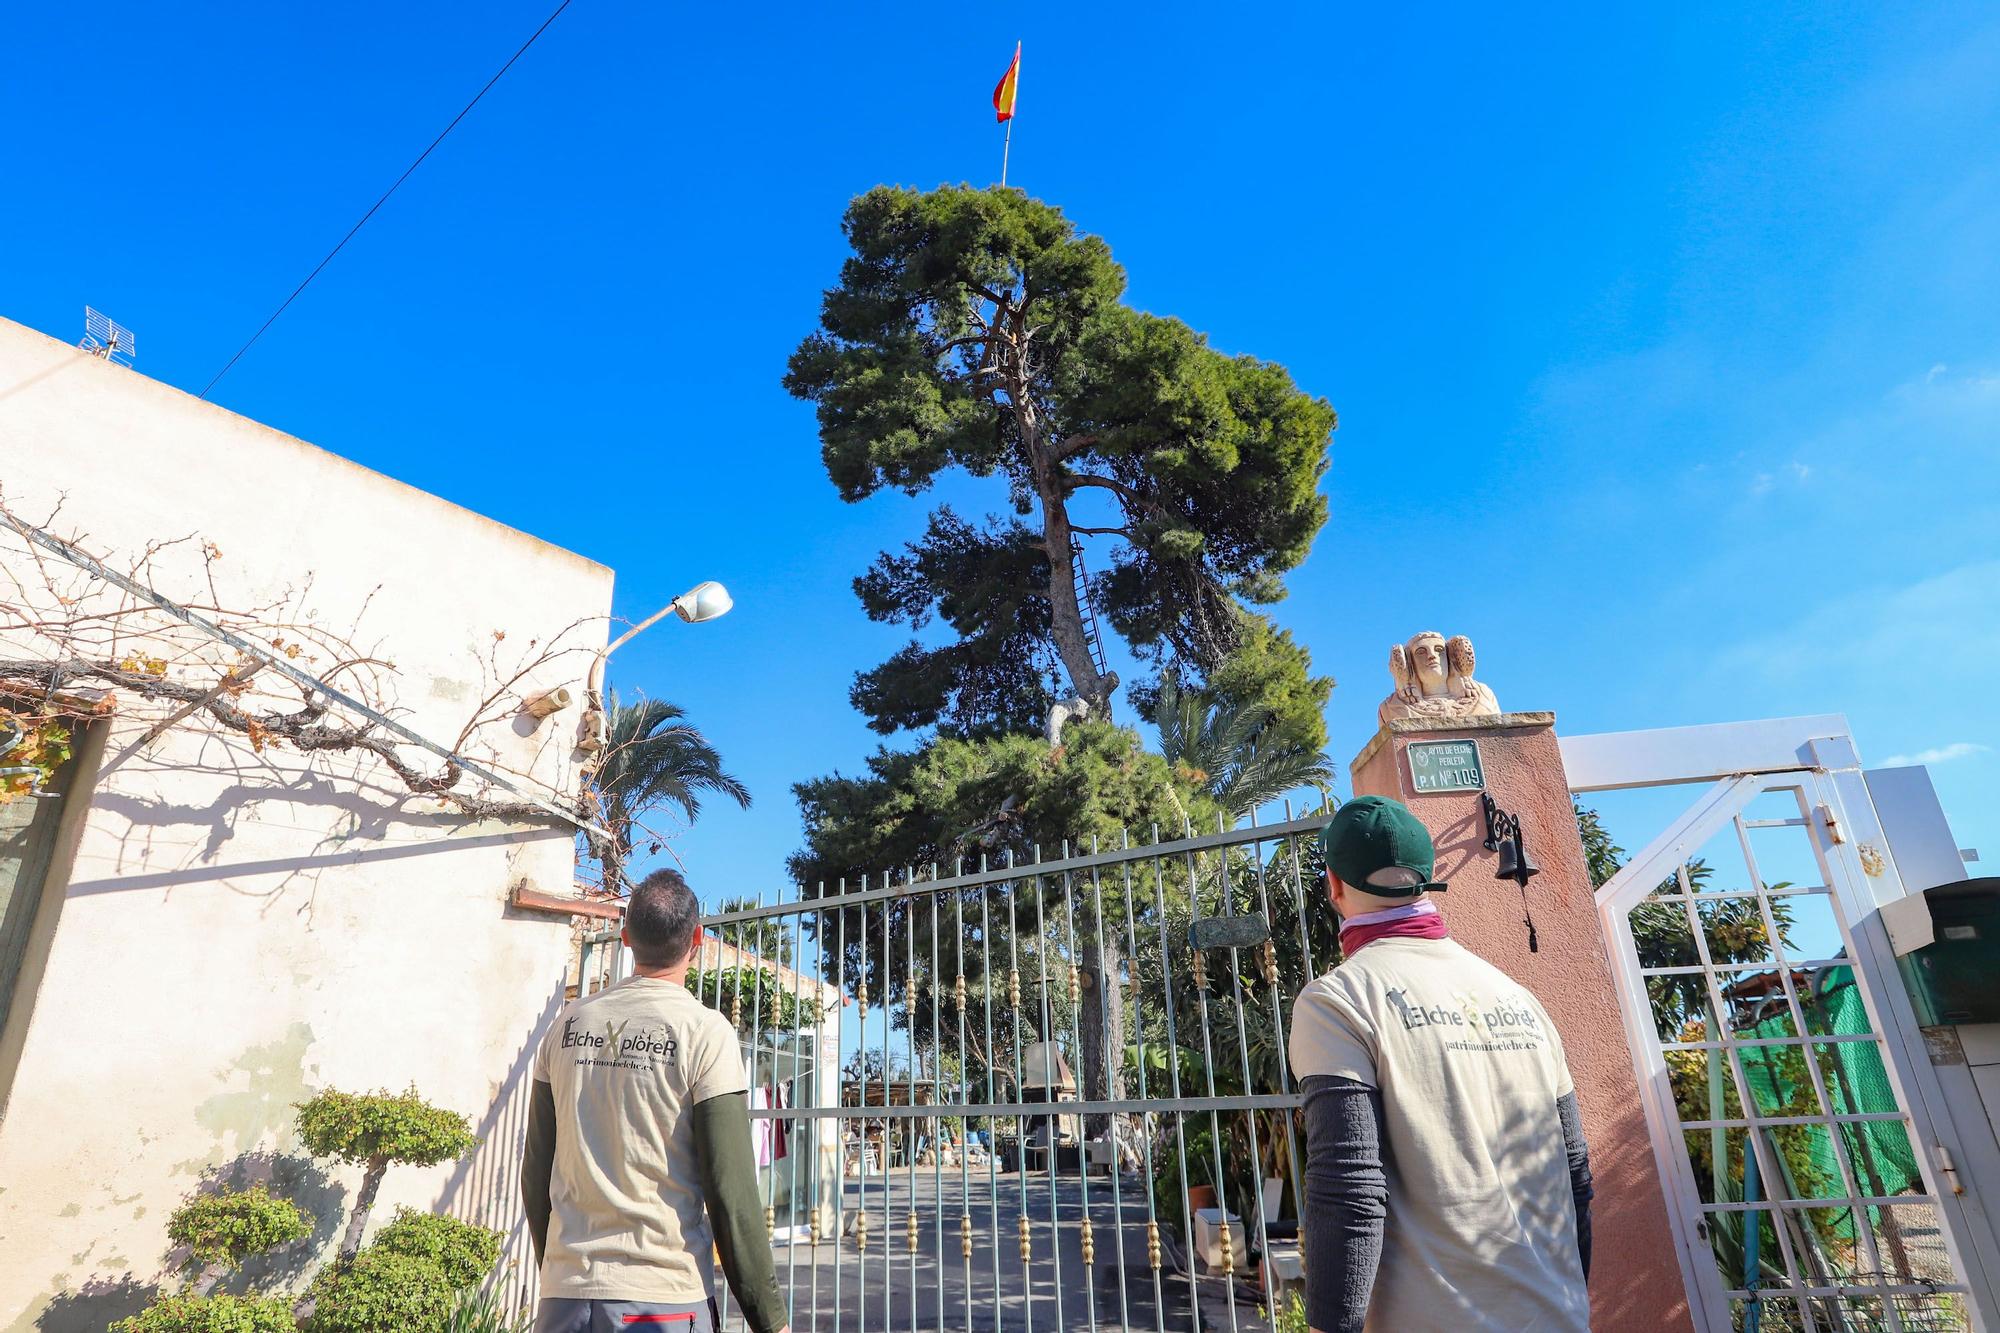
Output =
[{"x1": 1070, "y1": 539, "x2": 1110, "y2": 681}]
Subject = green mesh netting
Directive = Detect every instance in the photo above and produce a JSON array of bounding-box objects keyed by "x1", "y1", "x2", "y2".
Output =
[{"x1": 1734, "y1": 967, "x2": 1920, "y2": 1216}]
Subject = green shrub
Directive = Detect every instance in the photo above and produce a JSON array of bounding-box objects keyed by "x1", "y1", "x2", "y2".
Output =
[
  {"x1": 109, "y1": 1292, "x2": 297, "y2": 1333},
  {"x1": 441, "y1": 1288, "x2": 533, "y2": 1333},
  {"x1": 294, "y1": 1089, "x2": 475, "y2": 1169},
  {"x1": 168, "y1": 1184, "x2": 311, "y2": 1273},
  {"x1": 295, "y1": 1087, "x2": 477, "y2": 1261},
  {"x1": 688, "y1": 965, "x2": 822, "y2": 1034},
  {"x1": 306, "y1": 1248, "x2": 455, "y2": 1333},
  {"x1": 369, "y1": 1209, "x2": 500, "y2": 1290},
  {"x1": 1270, "y1": 1290, "x2": 1309, "y2": 1333}
]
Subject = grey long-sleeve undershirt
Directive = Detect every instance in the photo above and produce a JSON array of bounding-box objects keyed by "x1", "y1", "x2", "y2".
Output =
[{"x1": 1299, "y1": 1075, "x2": 1594, "y2": 1333}]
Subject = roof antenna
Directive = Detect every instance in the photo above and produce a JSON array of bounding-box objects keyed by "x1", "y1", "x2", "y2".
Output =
[{"x1": 80, "y1": 307, "x2": 136, "y2": 367}]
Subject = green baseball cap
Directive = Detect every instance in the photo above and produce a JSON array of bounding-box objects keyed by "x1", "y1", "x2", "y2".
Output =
[{"x1": 1316, "y1": 796, "x2": 1447, "y2": 897}]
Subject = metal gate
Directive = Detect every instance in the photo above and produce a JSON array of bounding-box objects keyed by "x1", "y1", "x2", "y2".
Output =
[
  {"x1": 692, "y1": 806, "x2": 1337, "y2": 1332},
  {"x1": 1571, "y1": 720, "x2": 1995, "y2": 1332}
]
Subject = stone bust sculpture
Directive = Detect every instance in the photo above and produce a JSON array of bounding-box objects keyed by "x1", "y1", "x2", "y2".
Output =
[{"x1": 1378, "y1": 630, "x2": 1500, "y2": 726}]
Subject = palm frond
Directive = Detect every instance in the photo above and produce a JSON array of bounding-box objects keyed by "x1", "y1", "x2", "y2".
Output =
[
  {"x1": 597, "y1": 689, "x2": 751, "y2": 830},
  {"x1": 1151, "y1": 672, "x2": 1332, "y2": 818}
]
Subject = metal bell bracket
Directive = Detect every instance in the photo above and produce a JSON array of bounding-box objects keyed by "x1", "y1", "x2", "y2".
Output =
[{"x1": 1480, "y1": 792, "x2": 1542, "y2": 952}]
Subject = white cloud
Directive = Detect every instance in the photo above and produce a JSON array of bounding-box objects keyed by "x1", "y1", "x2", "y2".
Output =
[
  {"x1": 1881, "y1": 741, "x2": 1991, "y2": 767},
  {"x1": 1748, "y1": 460, "x2": 1811, "y2": 496},
  {"x1": 1716, "y1": 559, "x2": 2000, "y2": 693}
]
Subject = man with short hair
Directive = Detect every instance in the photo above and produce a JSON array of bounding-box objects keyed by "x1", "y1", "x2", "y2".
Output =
[
  {"x1": 523, "y1": 868, "x2": 789, "y2": 1333},
  {"x1": 1290, "y1": 796, "x2": 1593, "y2": 1333}
]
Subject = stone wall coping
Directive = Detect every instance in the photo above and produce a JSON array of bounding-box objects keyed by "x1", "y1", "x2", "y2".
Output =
[{"x1": 1349, "y1": 710, "x2": 1558, "y2": 776}]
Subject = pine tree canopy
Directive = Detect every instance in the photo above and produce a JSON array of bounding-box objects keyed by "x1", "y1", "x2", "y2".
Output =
[{"x1": 784, "y1": 185, "x2": 1335, "y2": 742}]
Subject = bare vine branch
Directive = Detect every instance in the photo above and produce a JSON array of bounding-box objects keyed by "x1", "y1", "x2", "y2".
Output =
[{"x1": 0, "y1": 490, "x2": 601, "y2": 828}]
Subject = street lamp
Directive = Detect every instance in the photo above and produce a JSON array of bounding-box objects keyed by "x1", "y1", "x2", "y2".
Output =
[
  {"x1": 666, "y1": 580, "x2": 733, "y2": 624},
  {"x1": 580, "y1": 580, "x2": 733, "y2": 754}
]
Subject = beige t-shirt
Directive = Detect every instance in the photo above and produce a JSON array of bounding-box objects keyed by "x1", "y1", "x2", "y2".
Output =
[
  {"x1": 532, "y1": 974, "x2": 747, "y2": 1302},
  {"x1": 1289, "y1": 936, "x2": 1589, "y2": 1332}
]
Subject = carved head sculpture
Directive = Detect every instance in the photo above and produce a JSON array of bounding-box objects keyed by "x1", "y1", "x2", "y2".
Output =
[
  {"x1": 1406, "y1": 632, "x2": 1448, "y2": 693},
  {"x1": 1379, "y1": 630, "x2": 1500, "y2": 726}
]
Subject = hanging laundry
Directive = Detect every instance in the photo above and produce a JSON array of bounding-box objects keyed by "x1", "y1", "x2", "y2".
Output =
[
  {"x1": 771, "y1": 1081, "x2": 790, "y2": 1162},
  {"x1": 749, "y1": 1086, "x2": 774, "y2": 1167}
]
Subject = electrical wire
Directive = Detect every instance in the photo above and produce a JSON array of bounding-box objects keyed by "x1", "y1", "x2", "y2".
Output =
[{"x1": 199, "y1": 0, "x2": 576, "y2": 400}]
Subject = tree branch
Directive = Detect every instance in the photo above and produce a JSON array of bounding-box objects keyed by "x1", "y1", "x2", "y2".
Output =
[
  {"x1": 931, "y1": 334, "x2": 990, "y2": 360},
  {"x1": 1063, "y1": 472, "x2": 1177, "y2": 521}
]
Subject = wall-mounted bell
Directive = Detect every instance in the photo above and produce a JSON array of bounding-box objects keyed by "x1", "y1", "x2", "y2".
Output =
[{"x1": 1494, "y1": 836, "x2": 1541, "y2": 886}]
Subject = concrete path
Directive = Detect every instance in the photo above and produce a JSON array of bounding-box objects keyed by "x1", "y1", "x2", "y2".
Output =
[{"x1": 722, "y1": 1165, "x2": 1280, "y2": 1332}]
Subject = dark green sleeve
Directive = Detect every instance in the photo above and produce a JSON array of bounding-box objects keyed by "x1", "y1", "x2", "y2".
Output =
[
  {"x1": 691, "y1": 1090, "x2": 787, "y2": 1333},
  {"x1": 522, "y1": 1078, "x2": 556, "y2": 1266}
]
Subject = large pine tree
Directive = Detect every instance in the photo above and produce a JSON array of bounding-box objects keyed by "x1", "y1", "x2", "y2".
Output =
[
  {"x1": 785, "y1": 184, "x2": 1335, "y2": 743},
  {"x1": 784, "y1": 184, "x2": 1338, "y2": 1122}
]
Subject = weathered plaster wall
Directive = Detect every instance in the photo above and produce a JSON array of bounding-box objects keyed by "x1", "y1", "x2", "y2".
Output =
[
  {"x1": 1351, "y1": 712, "x2": 1696, "y2": 1333},
  {"x1": 0, "y1": 319, "x2": 612, "y2": 1330}
]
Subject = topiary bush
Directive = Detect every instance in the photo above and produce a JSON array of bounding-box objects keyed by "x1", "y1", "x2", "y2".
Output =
[
  {"x1": 108, "y1": 1292, "x2": 297, "y2": 1333},
  {"x1": 305, "y1": 1247, "x2": 456, "y2": 1333},
  {"x1": 167, "y1": 1184, "x2": 311, "y2": 1293},
  {"x1": 368, "y1": 1209, "x2": 501, "y2": 1290},
  {"x1": 294, "y1": 1088, "x2": 476, "y2": 1261}
]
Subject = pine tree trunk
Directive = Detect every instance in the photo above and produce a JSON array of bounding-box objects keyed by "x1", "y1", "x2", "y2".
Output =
[
  {"x1": 1012, "y1": 382, "x2": 1111, "y2": 714},
  {"x1": 337, "y1": 1156, "x2": 388, "y2": 1263},
  {"x1": 1076, "y1": 935, "x2": 1125, "y2": 1141},
  {"x1": 1038, "y1": 483, "x2": 1110, "y2": 712}
]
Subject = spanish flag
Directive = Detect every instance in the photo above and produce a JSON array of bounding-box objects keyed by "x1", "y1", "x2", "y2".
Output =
[{"x1": 993, "y1": 42, "x2": 1020, "y2": 123}]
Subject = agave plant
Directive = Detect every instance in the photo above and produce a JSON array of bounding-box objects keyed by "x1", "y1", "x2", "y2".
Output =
[{"x1": 442, "y1": 1287, "x2": 534, "y2": 1333}]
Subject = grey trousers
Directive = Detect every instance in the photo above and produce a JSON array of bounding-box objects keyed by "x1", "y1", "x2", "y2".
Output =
[{"x1": 532, "y1": 1297, "x2": 717, "y2": 1333}]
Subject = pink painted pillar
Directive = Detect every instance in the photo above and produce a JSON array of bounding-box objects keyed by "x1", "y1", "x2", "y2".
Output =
[{"x1": 1349, "y1": 711, "x2": 1696, "y2": 1333}]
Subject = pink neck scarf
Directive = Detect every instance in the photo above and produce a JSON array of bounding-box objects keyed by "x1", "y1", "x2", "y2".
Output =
[{"x1": 1338, "y1": 898, "x2": 1449, "y2": 955}]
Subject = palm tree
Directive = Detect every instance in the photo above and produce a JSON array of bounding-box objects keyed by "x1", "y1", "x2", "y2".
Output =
[
  {"x1": 587, "y1": 692, "x2": 750, "y2": 895},
  {"x1": 714, "y1": 894, "x2": 792, "y2": 965},
  {"x1": 1151, "y1": 672, "x2": 1335, "y2": 820}
]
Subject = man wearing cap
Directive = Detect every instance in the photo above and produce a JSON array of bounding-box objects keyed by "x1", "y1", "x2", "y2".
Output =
[{"x1": 1290, "y1": 796, "x2": 1593, "y2": 1333}]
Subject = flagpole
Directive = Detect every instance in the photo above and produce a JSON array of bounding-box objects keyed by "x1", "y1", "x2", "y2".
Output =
[{"x1": 998, "y1": 39, "x2": 1019, "y2": 187}]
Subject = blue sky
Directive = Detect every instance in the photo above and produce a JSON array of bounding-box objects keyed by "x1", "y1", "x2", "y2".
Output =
[{"x1": 4, "y1": 3, "x2": 1996, "y2": 905}]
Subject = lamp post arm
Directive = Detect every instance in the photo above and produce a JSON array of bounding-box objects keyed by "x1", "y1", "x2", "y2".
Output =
[
  {"x1": 579, "y1": 583, "x2": 729, "y2": 756},
  {"x1": 587, "y1": 601, "x2": 683, "y2": 705}
]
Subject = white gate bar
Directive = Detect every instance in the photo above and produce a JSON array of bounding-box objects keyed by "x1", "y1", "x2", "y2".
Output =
[
  {"x1": 1599, "y1": 896, "x2": 1732, "y2": 1327},
  {"x1": 1561, "y1": 715, "x2": 1849, "y2": 793},
  {"x1": 1595, "y1": 773, "x2": 1772, "y2": 916}
]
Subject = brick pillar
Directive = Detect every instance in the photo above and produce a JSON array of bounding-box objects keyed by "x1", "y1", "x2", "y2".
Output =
[{"x1": 1350, "y1": 711, "x2": 1695, "y2": 1333}]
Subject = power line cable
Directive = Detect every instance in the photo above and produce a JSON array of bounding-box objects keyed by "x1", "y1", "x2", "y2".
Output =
[{"x1": 200, "y1": 0, "x2": 575, "y2": 400}]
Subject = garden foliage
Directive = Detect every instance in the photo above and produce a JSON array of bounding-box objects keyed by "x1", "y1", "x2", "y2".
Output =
[
  {"x1": 111, "y1": 1085, "x2": 494, "y2": 1332},
  {"x1": 295, "y1": 1086, "x2": 477, "y2": 1263},
  {"x1": 293, "y1": 1088, "x2": 476, "y2": 1170},
  {"x1": 305, "y1": 1247, "x2": 462, "y2": 1333},
  {"x1": 365, "y1": 1208, "x2": 502, "y2": 1290},
  {"x1": 108, "y1": 1293, "x2": 297, "y2": 1333},
  {"x1": 166, "y1": 1184, "x2": 310, "y2": 1285}
]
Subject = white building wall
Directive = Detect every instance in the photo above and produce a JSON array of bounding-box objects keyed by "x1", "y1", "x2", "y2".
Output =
[{"x1": 0, "y1": 318, "x2": 613, "y2": 1330}]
